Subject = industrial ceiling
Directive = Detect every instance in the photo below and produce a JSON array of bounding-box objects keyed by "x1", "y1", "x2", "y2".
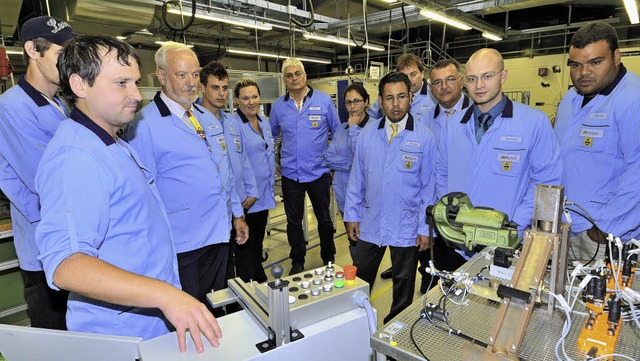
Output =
[{"x1": 2, "y1": 0, "x2": 639, "y2": 75}]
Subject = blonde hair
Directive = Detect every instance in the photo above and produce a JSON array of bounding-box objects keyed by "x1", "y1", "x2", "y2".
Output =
[
  {"x1": 281, "y1": 57, "x2": 306, "y2": 76},
  {"x1": 155, "y1": 41, "x2": 196, "y2": 69}
]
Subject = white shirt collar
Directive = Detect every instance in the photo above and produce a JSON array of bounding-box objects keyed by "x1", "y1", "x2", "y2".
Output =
[
  {"x1": 160, "y1": 91, "x2": 193, "y2": 119},
  {"x1": 385, "y1": 113, "x2": 409, "y2": 140}
]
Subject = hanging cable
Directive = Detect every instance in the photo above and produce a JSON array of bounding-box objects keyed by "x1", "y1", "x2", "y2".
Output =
[
  {"x1": 389, "y1": 4, "x2": 409, "y2": 43},
  {"x1": 161, "y1": 0, "x2": 196, "y2": 33},
  {"x1": 289, "y1": 0, "x2": 315, "y2": 28}
]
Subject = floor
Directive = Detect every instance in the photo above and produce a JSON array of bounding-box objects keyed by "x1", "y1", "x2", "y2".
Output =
[{"x1": 258, "y1": 195, "x2": 426, "y2": 329}]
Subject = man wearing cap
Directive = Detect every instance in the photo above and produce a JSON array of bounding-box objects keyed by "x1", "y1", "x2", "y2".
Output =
[{"x1": 0, "y1": 15, "x2": 75, "y2": 330}]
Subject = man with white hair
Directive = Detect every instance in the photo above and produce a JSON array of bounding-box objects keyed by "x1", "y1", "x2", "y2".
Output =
[
  {"x1": 270, "y1": 58, "x2": 340, "y2": 275},
  {"x1": 127, "y1": 42, "x2": 248, "y2": 308}
]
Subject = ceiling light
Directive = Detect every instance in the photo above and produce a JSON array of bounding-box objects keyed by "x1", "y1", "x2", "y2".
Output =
[
  {"x1": 419, "y1": 9, "x2": 472, "y2": 31},
  {"x1": 155, "y1": 41, "x2": 194, "y2": 48},
  {"x1": 382, "y1": 0, "x2": 398, "y2": 3},
  {"x1": 116, "y1": 36, "x2": 128, "y2": 40},
  {"x1": 167, "y1": 8, "x2": 272, "y2": 31},
  {"x1": 4, "y1": 49, "x2": 22, "y2": 55},
  {"x1": 227, "y1": 48, "x2": 331, "y2": 64},
  {"x1": 482, "y1": 32, "x2": 502, "y2": 41},
  {"x1": 302, "y1": 33, "x2": 385, "y2": 51},
  {"x1": 623, "y1": 0, "x2": 639, "y2": 24}
]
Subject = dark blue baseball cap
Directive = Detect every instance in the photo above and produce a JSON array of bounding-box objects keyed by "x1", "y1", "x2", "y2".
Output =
[{"x1": 21, "y1": 16, "x2": 76, "y2": 46}]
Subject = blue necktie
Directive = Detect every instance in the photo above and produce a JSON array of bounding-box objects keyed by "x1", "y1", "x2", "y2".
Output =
[{"x1": 475, "y1": 113, "x2": 492, "y2": 143}]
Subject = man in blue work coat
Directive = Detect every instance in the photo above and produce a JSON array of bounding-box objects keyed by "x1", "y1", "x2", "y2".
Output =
[
  {"x1": 368, "y1": 53, "x2": 436, "y2": 121},
  {"x1": 127, "y1": 42, "x2": 249, "y2": 309},
  {"x1": 344, "y1": 72, "x2": 436, "y2": 324},
  {"x1": 36, "y1": 35, "x2": 221, "y2": 352},
  {"x1": 0, "y1": 16, "x2": 75, "y2": 330},
  {"x1": 270, "y1": 58, "x2": 340, "y2": 275},
  {"x1": 555, "y1": 22, "x2": 640, "y2": 260},
  {"x1": 436, "y1": 48, "x2": 562, "y2": 258}
]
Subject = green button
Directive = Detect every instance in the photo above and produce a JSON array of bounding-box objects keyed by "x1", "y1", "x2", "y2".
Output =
[{"x1": 334, "y1": 280, "x2": 345, "y2": 288}]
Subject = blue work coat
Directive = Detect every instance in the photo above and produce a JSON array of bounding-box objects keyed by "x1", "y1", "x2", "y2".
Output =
[
  {"x1": 0, "y1": 76, "x2": 69, "y2": 271},
  {"x1": 219, "y1": 111, "x2": 258, "y2": 204},
  {"x1": 324, "y1": 115, "x2": 373, "y2": 212},
  {"x1": 436, "y1": 99, "x2": 562, "y2": 233},
  {"x1": 233, "y1": 110, "x2": 276, "y2": 213},
  {"x1": 270, "y1": 87, "x2": 340, "y2": 182},
  {"x1": 419, "y1": 94, "x2": 472, "y2": 142},
  {"x1": 555, "y1": 65, "x2": 640, "y2": 240},
  {"x1": 344, "y1": 115, "x2": 437, "y2": 247},
  {"x1": 36, "y1": 109, "x2": 180, "y2": 340},
  {"x1": 127, "y1": 92, "x2": 243, "y2": 254}
]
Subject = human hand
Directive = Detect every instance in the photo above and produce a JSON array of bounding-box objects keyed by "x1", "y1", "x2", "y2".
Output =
[
  {"x1": 587, "y1": 226, "x2": 607, "y2": 244},
  {"x1": 241, "y1": 197, "x2": 257, "y2": 210},
  {"x1": 416, "y1": 235, "x2": 431, "y2": 252},
  {"x1": 234, "y1": 217, "x2": 249, "y2": 245},
  {"x1": 346, "y1": 222, "x2": 360, "y2": 242}
]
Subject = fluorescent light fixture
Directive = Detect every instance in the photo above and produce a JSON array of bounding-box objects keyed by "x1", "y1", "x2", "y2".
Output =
[
  {"x1": 623, "y1": 0, "x2": 639, "y2": 24},
  {"x1": 227, "y1": 48, "x2": 331, "y2": 64},
  {"x1": 303, "y1": 33, "x2": 385, "y2": 51},
  {"x1": 5, "y1": 49, "x2": 22, "y2": 55},
  {"x1": 419, "y1": 9, "x2": 472, "y2": 31},
  {"x1": 482, "y1": 32, "x2": 502, "y2": 41},
  {"x1": 167, "y1": 8, "x2": 272, "y2": 31},
  {"x1": 155, "y1": 41, "x2": 194, "y2": 48},
  {"x1": 382, "y1": 0, "x2": 398, "y2": 3},
  {"x1": 116, "y1": 36, "x2": 128, "y2": 40}
]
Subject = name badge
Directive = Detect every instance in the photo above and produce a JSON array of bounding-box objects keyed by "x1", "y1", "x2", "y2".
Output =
[
  {"x1": 233, "y1": 138, "x2": 241, "y2": 151},
  {"x1": 309, "y1": 115, "x2": 321, "y2": 121},
  {"x1": 208, "y1": 124, "x2": 220, "y2": 130},
  {"x1": 421, "y1": 106, "x2": 430, "y2": 110},
  {"x1": 589, "y1": 112, "x2": 608, "y2": 120},
  {"x1": 404, "y1": 141, "x2": 421, "y2": 147},
  {"x1": 497, "y1": 153, "x2": 520, "y2": 163},
  {"x1": 217, "y1": 136, "x2": 227, "y2": 151},
  {"x1": 402, "y1": 154, "x2": 419, "y2": 162},
  {"x1": 310, "y1": 106, "x2": 321, "y2": 111},
  {"x1": 500, "y1": 136, "x2": 521, "y2": 143},
  {"x1": 580, "y1": 128, "x2": 603, "y2": 138}
]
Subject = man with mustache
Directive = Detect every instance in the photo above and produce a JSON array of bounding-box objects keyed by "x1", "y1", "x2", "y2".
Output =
[
  {"x1": 555, "y1": 22, "x2": 640, "y2": 260},
  {"x1": 435, "y1": 48, "x2": 562, "y2": 259},
  {"x1": 127, "y1": 42, "x2": 248, "y2": 309},
  {"x1": 344, "y1": 71, "x2": 436, "y2": 324}
]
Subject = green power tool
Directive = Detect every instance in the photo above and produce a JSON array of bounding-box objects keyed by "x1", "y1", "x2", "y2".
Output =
[{"x1": 427, "y1": 192, "x2": 521, "y2": 250}]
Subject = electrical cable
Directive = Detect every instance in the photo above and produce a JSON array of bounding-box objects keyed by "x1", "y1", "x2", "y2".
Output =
[
  {"x1": 409, "y1": 317, "x2": 431, "y2": 360},
  {"x1": 289, "y1": 0, "x2": 315, "y2": 28},
  {"x1": 565, "y1": 207, "x2": 603, "y2": 266},
  {"x1": 161, "y1": 0, "x2": 196, "y2": 33}
]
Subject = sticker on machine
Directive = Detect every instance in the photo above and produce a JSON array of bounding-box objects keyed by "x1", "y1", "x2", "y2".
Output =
[
  {"x1": 382, "y1": 321, "x2": 405, "y2": 335},
  {"x1": 580, "y1": 128, "x2": 603, "y2": 138},
  {"x1": 497, "y1": 153, "x2": 520, "y2": 162}
]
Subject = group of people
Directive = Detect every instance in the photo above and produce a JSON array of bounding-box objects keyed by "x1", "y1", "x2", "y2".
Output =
[{"x1": 0, "y1": 13, "x2": 638, "y2": 353}]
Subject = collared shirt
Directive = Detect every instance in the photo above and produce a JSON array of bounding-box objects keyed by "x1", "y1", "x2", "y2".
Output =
[
  {"x1": 36, "y1": 108, "x2": 179, "y2": 340},
  {"x1": 291, "y1": 86, "x2": 311, "y2": 112},
  {"x1": 473, "y1": 95, "x2": 507, "y2": 131},
  {"x1": 385, "y1": 113, "x2": 409, "y2": 141},
  {"x1": 159, "y1": 91, "x2": 195, "y2": 131},
  {"x1": 0, "y1": 76, "x2": 69, "y2": 271},
  {"x1": 555, "y1": 64, "x2": 640, "y2": 240}
]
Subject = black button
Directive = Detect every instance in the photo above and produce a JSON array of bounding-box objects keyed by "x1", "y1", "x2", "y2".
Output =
[
  {"x1": 298, "y1": 294, "x2": 308, "y2": 300},
  {"x1": 289, "y1": 287, "x2": 299, "y2": 292}
]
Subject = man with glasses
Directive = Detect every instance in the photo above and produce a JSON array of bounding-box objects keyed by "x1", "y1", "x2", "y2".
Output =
[
  {"x1": 435, "y1": 48, "x2": 561, "y2": 258},
  {"x1": 270, "y1": 58, "x2": 340, "y2": 275},
  {"x1": 415, "y1": 58, "x2": 472, "y2": 293},
  {"x1": 555, "y1": 22, "x2": 640, "y2": 260},
  {"x1": 344, "y1": 72, "x2": 436, "y2": 324},
  {"x1": 368, "y1": 53, "x2": 436, "y2": 121}
]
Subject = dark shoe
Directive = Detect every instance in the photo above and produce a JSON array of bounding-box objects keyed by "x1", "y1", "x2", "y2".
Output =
[
  {"x1": 380, "y1": 267, "x2": 393, "y2": 279},
  {"x1": 289, "y1": 263, "x2": 304, "y2": 275}
]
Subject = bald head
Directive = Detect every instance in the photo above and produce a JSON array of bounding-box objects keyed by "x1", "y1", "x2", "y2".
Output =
[{"x1": 465, "y1": 48, "x2": 507, "y2": 112}]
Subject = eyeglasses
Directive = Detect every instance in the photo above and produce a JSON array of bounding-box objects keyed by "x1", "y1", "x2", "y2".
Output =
[
  {"x1": 345, "y1": 99, "x2": 365, "y2": 106},
  {"x1": 382, "y1": 93, "x2": 410, "y2": 103},
  {"x1": 430, "y1": 76, "x2": 461, "y2": 87},
  {"x1": 465, "y1": 69, "x2": 503, "y2": 84},
  {"x1": 284, "y1": 70, "x2": 305, "y2": 79}
]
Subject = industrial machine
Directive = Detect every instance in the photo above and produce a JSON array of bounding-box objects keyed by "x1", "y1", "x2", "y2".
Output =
[{"x1": 0, "y1": 264, "x2": 378, "y2": 361}]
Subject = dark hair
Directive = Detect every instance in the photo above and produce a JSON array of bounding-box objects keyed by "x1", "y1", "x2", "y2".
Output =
[
  {"x1": 23, "y1": 38, "x2": 52, "y2": 68},
  {"x1": 57, "y1": 35, "x2": 140, "y2": 106},
  {"x1": 396, "y1": 53, "x2": 424, "y2": 73},
  {"x1": 570, "y1": 22, "x2": 619, "y2": 54},
  {"x1": 378, "y1": 71, "x2": 411, "y2": 97},
  {"x1": 343, "y1": 83, "x2": 369, "y2": 102},
  {"x1": 200, "y1": 60, "x2": 228, "y2": 86},
  {"x1": 430, "y1": 58, "x2": 462, "y2": 76},
  {"x1": 233, "y1": 78, "x2": 260, "y2": 98}
]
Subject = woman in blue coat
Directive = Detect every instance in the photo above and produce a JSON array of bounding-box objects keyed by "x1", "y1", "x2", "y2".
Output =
[
  {"x1": 231, "y1": 79, "x2": 276, "y2": 283},
  {"x1": 325, "y1": 83, "x2": 373, "y2": 262}
]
